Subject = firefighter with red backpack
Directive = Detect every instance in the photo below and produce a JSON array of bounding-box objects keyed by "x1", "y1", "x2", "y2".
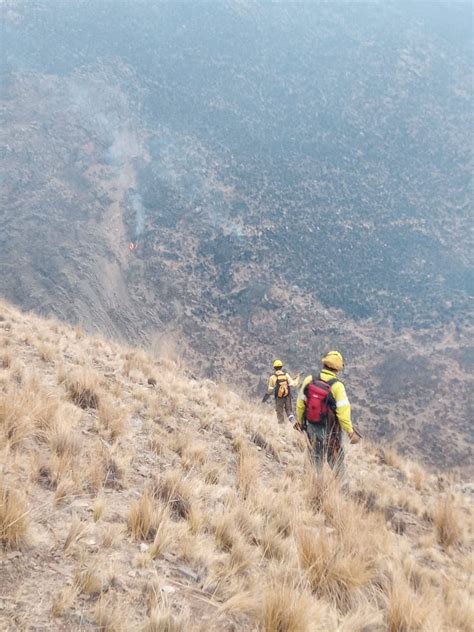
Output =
[
  {"x1": 263, "y1": 360, "x2": 300, "y2": 424},
  {"x1": 295, "y1": 351, "x2": 359, "y2": 474}
]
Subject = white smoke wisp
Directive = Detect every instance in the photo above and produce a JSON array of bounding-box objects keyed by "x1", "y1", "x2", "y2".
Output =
[
  {"x1": 107, "y1": 128, "x2": 141, "y2": 166},
  {"x1": 131, "y1": 192, "x2": 145, "y2": 240}
]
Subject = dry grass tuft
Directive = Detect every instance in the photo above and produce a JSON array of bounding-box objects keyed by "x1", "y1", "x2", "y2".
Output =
[
  {"x1": 34, "y1": 452, "x2": 71, "y2": 490},
  {"x1": 127, "y1": 492, "x2": 157, "y2": 541},
  {"x1": 86, "y1": 444, "x2": 127, "y2": 492},
  {"x1": 385, "y1": 569, "x2": 434, "y2": 631},
  {"x1": 153, "y1": 471, "x2": 194, "y2": 522},
  {"x1": 257, "y1": 521, "x2": 287, "y2": 561},
  {"x1": 122, "y1": 349, "x2": 150, "y2": 377},
  {"x1": 434, "y1": 494, "x2": 462, "y2": 548},
  {"x1": 127, "y1": 492, "x2": 171, "y2": 546},
  {"x1": 94, "y1": 594, "x2": 128, "y2": 631},
  {"x1": 0, "y1": 486, "x2": 29, "y2": 549},
  {"x1": 297, "y1": 522, "x2": 380, "y2": 609},
  {"x1": 379, "y1": 446, "x2": 402, "y2": 469},
  {"x1": 1, "y1": 351, "x2": 12, "y2": 368},
  {"x1": 51, "y1": 585, "x2": 78, "y2": 618},
  {"x1": 48, "y1": 417, "x2": 79, "y2": 457},
  {"x1": 64, "y1": 514, "x2": 89, "y2": 552},
  {"x1": 305, "y1": 463, "x2": 340, "y2": 513},
  {"x1": 409, "y1": 462, "x2": 426, "y2": 491},
  {"x1": 0, "y1": 386, "x2": 32, "y2": 449},
  {"x1": 74, "y1": 564, "x2": 106, "y2": 597},
  {"x1": 260, "y1": 580, "x2": 313, "y2": 632},
  {"x1": 66, "y1": 368, "x2": 101, "y2": 409},
  {"x1": 97, "y1": 397, "x2": 127, "y2": 441},
  {"x1": 180, "y1": 442, "x2": 207, "y2": 470},
  {"x1": 149, "y1": 510, "x2": 172, "y2": 559},
  {"x1": 37, "y1": 341, "x2": 56, "y2": 362},
  {"x1": 54, "y1": 477, "x2": 77, "y2": 505},
  {"x1": 203, "y1": 463, "x2": 222, "y2": 485},
  {"x1": 214, "y1": 510, "x2": 243, "y2": 552},
  {"x1": 144, "y1": 606, "x2": 189, "y2": 632},
  {"x1": 250, "y1": 430, "x2": 280, "y2": 460},
  {"x1": 149, "y1": 429, "x2": 166, "y2": 455},
  {"x1": 100, "y1": 523, "x2": 124, "y2": 548},
  {"x1": 238, "y1": 444, "x2": 259, "y2": 499},
  {"x1": 93, "y1": 495, "x2": 106, "y2": 522}
]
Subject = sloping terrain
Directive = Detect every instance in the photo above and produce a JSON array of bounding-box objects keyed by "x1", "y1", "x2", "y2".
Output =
[
  {"x1": 1, "y1": 1, "x2": 473, "y2": 469},
  {"x1": 1, "y1": 300, "x2": 473, "y2": 631}
]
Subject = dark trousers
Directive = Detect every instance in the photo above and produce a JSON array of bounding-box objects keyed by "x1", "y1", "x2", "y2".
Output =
[
  {"x1": 275, "y1": 396, "x2": 292, "y2": 424},
  {"x1": 305, "y1": 422, "x2": 345, "y2": 476}
]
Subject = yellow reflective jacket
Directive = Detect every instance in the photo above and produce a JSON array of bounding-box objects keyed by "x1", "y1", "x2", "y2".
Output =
[
  {"x1": 296, "y1": 369, "x2": 353, "y2": 434},
  {"x1": 267, "y1": 370, "x2": 299, "y2": 395}
]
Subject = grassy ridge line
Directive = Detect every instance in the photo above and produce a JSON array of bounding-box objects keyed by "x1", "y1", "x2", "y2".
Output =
[{"x1": 0, "y1": 299, "x2": 472, "y2": 631}]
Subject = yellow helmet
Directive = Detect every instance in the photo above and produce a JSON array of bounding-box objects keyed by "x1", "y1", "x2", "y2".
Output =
[
  {"x1": 321, "y1": 350, "x2": 344, "y2": 372},
  {"x1": 273, "y1": 359, "x2": 283, "y2": 369}
]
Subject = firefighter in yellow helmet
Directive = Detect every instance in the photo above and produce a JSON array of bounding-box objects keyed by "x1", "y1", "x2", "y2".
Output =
[
  {"x1": 296, "y1": 351, "x2": 359, "y2": 474},
  {"x1": 263, "y1": 359, "x2": 300, "y2": 424}
]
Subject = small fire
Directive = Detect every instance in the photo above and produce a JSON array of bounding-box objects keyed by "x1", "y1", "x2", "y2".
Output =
[{"x1": 129, "y1": 242, "x2": 138, "y2": 252}]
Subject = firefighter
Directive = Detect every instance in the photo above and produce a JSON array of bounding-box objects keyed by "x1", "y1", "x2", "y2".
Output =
[
  {"x1": 295, "y1": 351, "x2": 359, "y2": 474},
  {"x1": 263, "y1": 360, "x2": 300, "y2": 424}
]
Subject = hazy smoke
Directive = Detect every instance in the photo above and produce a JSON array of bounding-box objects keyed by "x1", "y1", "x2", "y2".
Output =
[
  {"x1": 66, "y1": 76, "x2": 148, "y2": 244},
  {"x1": 131, "y1": 192, "x2": 145, "y2": 240},
  {"x1": 106, "y1": 128, "x2": 141, "y2": 166}
]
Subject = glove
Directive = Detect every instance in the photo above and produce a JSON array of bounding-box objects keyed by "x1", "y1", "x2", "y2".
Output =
[{"x1": 348, "y1": 431, "x2": 360, "y2": 445}]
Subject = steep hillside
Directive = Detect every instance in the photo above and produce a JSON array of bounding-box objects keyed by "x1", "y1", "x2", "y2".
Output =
[
  {"x1": 1, "y1": 1, "x2": 473, "y2": 469},
  {"x1": 1, "y1": 300, "x2": 473, "y2": 631}
]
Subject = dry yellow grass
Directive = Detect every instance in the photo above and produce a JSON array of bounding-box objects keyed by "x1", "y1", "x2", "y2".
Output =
[
  {"x1": 0, "y1": 299, "x2": 472, "y2": 632},
  {"x1": 94, "y1": 593, "x2": 128, "y2": 631},
  {"x1": 97, "y1": 397, "x2": 127, "y2": 441},
  {"x1": 434, "y1": 494, "x2": 463, "y2": 548},
  {"x1": 51, "y1": 585, "x2": 78, "y2": 618},
  {"x1": 237, "y1": 443, "x2": 259, "y2": 500},
  {"x1": 259, "y1": 580, "x2": 313, "y2": 632},
  {"x1": 144, "y1": 606, "x2": 189, "y2": 632},
  {"x1": 380, "y1": 446, "x2": 402, "y2": 469},
  {"x1": 127, "y1": 492, "x2": 159, "y2": 541},
  {"x1": 74, "y1": 563, "x2": 107, "y2": 596},
  {"x1": 36, "y1": 341, "x2": 56, "y2": 363},
  {"x1": 385, "y1": 568, "x2": 435, "y2": 631},
  {"x1": 0, "y1": 486, "x2": 29, "y2": 549},
  {"x1": 93, "y1": 494, "x2": 106, "y2": 521},
  {"x1": 65, "y1": 367, "x2": 102, "y2": 409},
  {"x1": 64, "y1": 514, "x2": 90, "y2": 553},
  {"x1": 1, "y1": 350, "x2": 12, "y2": 368}
]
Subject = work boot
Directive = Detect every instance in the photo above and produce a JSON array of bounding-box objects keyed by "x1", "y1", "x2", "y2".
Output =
[{"x1": 288, "y1": 414, "x2": 295, "y2": 423}]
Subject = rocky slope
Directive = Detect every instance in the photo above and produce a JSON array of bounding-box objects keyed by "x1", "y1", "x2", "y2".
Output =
[{"x1": 1, "y1": 299, "x2": 473, "y2": 631}]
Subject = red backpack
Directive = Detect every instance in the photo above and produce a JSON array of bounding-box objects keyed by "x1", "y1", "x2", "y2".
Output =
[{"x1": 305, "y1": 378, "x2": 337, "y2": 423}]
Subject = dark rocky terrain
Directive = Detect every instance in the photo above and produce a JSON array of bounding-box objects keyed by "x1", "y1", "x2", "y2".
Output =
[{"x1": 1, "y1": 0, "x2": 472, "y2": 470}]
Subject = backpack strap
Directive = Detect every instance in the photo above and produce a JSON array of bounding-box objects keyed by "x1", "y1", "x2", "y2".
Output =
[{"x1": 326, "y1": 377, "x2": 338, "y2": 410}]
